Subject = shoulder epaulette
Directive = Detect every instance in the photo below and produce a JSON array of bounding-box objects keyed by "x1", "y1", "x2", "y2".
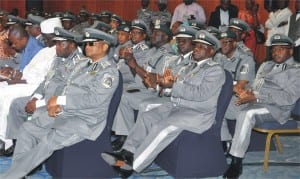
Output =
[
  {"x1": 137, "y1": 43, "x2": 149, "y2": 51},
  {"x1": 237, "y1": 44, "x2": 253, "y2": 56},
  {"x1": 100, "y1": 60, "x2": 112, "y2": 69},
  {"x1": 206, "y1": 60, "x2": 219, "y2": 66}
]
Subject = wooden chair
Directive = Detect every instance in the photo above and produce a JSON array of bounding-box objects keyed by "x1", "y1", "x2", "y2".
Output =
[{"x1": 253, "y1": 99, "x2": 300, "y2": 171}]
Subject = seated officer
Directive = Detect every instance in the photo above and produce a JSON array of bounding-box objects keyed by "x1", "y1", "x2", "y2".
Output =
[
  {"x1": 229, "y1": 18, "x2": 253, "y2": 57},
  {"x1": 223, "y1": 34, "x2": 300, "y2": 178},
  {"x1": 25, "y1": 14, "x2": 45, "y2": 46},
  {"x1": 113, "y1": 21, "x2": 134, "y2": 84},
  {"x1": 0, "y1": 28, "x2": 119, "y2": 179},
  {"x1": 61, "y1": 11, "x2": 76, "y2": 31},
  {"x1": 213, "y1": 30, "x2": 255, "y2": 152},
  {"x1": 90, "y1": 20, "x2": 112, "y2": 33},
  {"x1": 126, "y1": 19, "x2": 150, "y2": 68},
  {"x1": 0, "y1": 18, "x2": 62, "y2": 156},
  {"x1": 137, "y1": 25, "x2": 197, "y2": 113},
  {"x1": 109, "y1": 14, "x2": 122, "y2": 36},
  {"x1": 101, "y1": 30, "x2": 224, "y2": 178},
  {"x1": 98, "y1": 10, "x2": 112, "y2": 24},
  {"x1": 111, "y1": 22, "x2": 174, "y2": 151}
]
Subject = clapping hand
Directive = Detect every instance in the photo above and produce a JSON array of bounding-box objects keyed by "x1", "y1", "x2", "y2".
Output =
[
  {"x1": 235, "y1": 90, "x2": 257, "y2": 105},
  {"x1": 158, "y1": 68, "x2": 177, "y2": 88},
  {"x1": 143, "y1": 72, "x2": 159, "y2": 89}
]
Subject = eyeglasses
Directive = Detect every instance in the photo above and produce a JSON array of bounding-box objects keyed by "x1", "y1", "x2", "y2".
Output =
[{"x1": 85, "y1": 41, "x2": 105, "y2": 46}]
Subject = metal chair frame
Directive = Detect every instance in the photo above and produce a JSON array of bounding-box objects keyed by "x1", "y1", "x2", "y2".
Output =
[{"x1": 253, "y1": 126, "x2": 300, "y2": 171}]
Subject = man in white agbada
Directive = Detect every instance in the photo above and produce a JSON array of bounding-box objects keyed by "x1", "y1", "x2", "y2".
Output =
[
  {"x1": 265, "y1": 0, "x2": 292, "y2": 46},
  {"x1": 0, "y1": 17, "x2": 62, "y2": 150}
]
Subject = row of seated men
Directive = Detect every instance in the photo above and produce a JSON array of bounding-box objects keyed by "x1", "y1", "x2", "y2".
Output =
[{"x1": 0, "y1": 14, "x2": 299, "y2": 179}]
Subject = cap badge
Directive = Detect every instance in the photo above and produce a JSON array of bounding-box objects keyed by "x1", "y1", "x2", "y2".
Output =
[
  {"x1": 221, "y1": 32, "x2": 227, "y2": 38},
  {"x1": 154, "y1": 19, "x2": 160, "y2": 26},
  {"x1": 199, "y1": 33, "x2": 205, "y2": 39},
  {"x1": 179, "y1": 27, "x2": 186, "y2": 32},
  {"x1": 274, "y1": 35, "x2": 281, "y2": 40},
  {"x1": 54, "y1": 29, "x2": 59, "y2": 35},
  {"x1": 233, "y1": 19, "x2": 239, "y2": 24}
]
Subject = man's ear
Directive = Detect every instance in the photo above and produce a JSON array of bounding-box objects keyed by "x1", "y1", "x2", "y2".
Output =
[{"x1": 103, "y1": 43, "x2": 109, "y2": 52}]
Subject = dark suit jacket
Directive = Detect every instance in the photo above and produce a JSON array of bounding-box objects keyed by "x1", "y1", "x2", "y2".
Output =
[{"x1": 208, "y1": 5, "x2": 238, "y2": 28}]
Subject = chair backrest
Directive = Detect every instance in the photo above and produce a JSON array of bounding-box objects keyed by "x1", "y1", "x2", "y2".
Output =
[
  {"x1": 106, "y1": 71, "x2": 123, "y2": 129},
  {"x1": 214, "y1": 70, "x2": 233, "y2": 136},
  {"x1": 291, "y1": 98, "x2": 300, "y2": 117}
]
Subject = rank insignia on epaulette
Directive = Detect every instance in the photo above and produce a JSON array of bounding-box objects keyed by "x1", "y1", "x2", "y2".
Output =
[
  {"x1": 159, "y1": 47, "x2": 166, "y2": 53},
  {"x1": 139, "y1": 44, "x2": 148, "y2": 51},
  {"x1": 207, "y1": 60, "x2": 218, "y2": 66},
  {"x1": 100, "y1": 60, "x2": 111, "y2": 69}
]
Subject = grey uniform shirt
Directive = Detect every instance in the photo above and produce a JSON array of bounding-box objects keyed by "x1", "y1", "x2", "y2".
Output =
[
  {"x1": 151, "y1": 10, "x2": 172, "y2": 25},
  {"x1": 237, "y1": 41, "x2": 253, "y2": 57},
  {"x1": 137, "y1": 8, "x2": 153, "y2": 27},
  {"x1": 214, "y1": 48, "x2": 255, "y2": 84},
  {"x1": 251, "y1": 57, "x2": 300, "y2": 123},
  {"x1": 55, "y1": 56, "x2": 119, "y2": 140},
  {"x1": 33, "y1": 49, "x2": 88, "y2": 106},
  {"x1": 170, "y1": 58, "x2": 225, "y2": 133},
  {"x1": 113, "y1": 41, "x2": 135, "y2": 84}
]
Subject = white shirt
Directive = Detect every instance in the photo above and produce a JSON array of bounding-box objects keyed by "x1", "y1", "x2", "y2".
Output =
[
  {"x1": 22, "y1": 46, "x2": 57, "y2": 84},
  {"x1": 265, "y1": 8, "x2": 292, "y2": 46},
  {"x1": 220, "y1": 9, "x2": 229, "y2": 26},
  {"x1": 171, "y1": 2, "x2": 206, "y2": 26}
]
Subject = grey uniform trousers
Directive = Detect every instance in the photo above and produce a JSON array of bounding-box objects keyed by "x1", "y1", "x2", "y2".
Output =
[
  {"x1": 221, "y1": 96, "x2": 246, "y2": 141},
  {"x1": 229, "y1": 104, "x2": 275, "y2": 158},
  {"x1": 122, "y1": 103, "x2": 182, "y2": 172},
  {"x1": 1, "y1": 107, "x2": 85, "y2": 179},
  {"x1": 6, "y1": 96, "x2": 31, "y2": 139},
  {"x1": 112, "y1": 89, "x2": 158, "y2": 136},
  {"x1": 138, "y1": 95, "x2": 170, "y2": 112}
]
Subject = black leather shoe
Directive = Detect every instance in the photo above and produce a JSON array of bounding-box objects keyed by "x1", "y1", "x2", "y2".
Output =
[
  {"x1": 223, "y1": 156, "x2": 243, "y2": 179},
  {"x1": 111, "y1": 135, "x2": 127, "y2": 152},
  {"x1": 101, "y1": 149, "x2": 133, "y2": 170},
  {"x1": 114, "y1": 166, "x2": 133, "y2": 178}
]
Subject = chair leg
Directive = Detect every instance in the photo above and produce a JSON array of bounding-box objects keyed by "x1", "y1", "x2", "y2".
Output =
[
  {"x1": 274, "y1": 134, "x2": 283, "y2": 154},
  {"x1": 263, "y1": 132, "x2": 273, "y2": 171}
]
